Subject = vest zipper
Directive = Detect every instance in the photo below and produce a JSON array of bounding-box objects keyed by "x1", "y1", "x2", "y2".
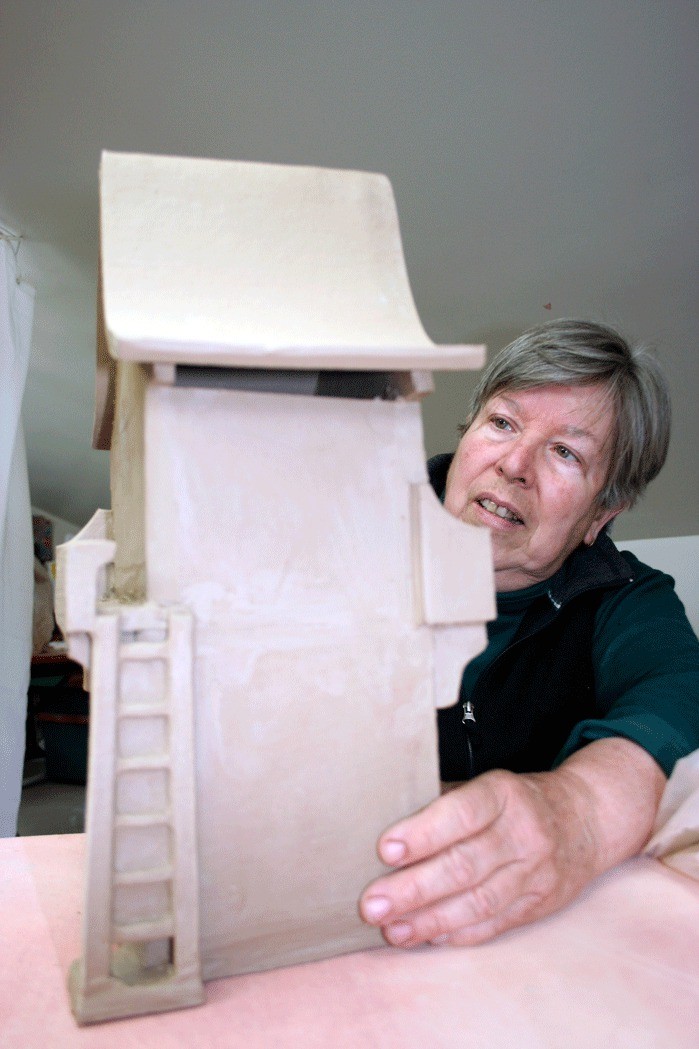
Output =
[
  {"x1": 462, "y1": 700, "x2": 477, "y2": 779},
  {"x1": 464, "y1": 610, "x2": 556, "y2": 778}
]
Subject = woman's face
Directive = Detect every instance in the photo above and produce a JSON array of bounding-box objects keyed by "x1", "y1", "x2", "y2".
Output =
[{"x1": 444, "y1": 384, "x2": 624, "y2": 592}]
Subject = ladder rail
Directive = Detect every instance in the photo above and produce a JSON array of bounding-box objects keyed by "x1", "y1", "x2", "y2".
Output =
[
  {"x1": 70, "y1": 603, "x2": 204, "y2": 1022},
  {"x1": 164, "y1": 609, "x2": 202, "y2": 980},
  {"x1": 80, "y1": 612, "x2": 121, "y2": 987}
]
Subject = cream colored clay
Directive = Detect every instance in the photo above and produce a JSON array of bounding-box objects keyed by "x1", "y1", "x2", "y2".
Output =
[{"x1": 56, "y1": 152, "x2": 494, "y2": 1024}]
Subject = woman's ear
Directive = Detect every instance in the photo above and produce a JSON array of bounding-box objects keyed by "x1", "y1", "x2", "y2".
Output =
[{"x1": 584, "y1": 502, "x2": 628, "y2": 546}]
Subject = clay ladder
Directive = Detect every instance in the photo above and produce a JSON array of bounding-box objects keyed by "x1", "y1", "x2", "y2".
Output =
[{"x1": 72, "y1": 605, "x2": 204, "y2": 1021}]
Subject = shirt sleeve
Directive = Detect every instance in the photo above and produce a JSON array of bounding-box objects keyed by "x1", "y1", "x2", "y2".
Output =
[{"x1": 554, "y1": 552, "x2": 699, "y2": 777}]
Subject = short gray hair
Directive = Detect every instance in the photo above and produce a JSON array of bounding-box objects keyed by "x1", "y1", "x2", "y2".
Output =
[{"x1": 461, "y1": 319, "x2": 671, "y2": 510}]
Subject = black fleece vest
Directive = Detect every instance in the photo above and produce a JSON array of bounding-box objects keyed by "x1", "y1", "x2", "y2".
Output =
[{"x1": 428, "y1": 453, "x2": 633, "y2": 779}]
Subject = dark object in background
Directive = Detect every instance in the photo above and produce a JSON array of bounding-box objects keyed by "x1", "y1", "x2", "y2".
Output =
[
  {"x1": 29, "y1": 656, "x2": 89, "y2": 786},
  {"x1": 32, "y1": 514, "x2": 53, "y2": 565},
  {"x1": 34, "y1": 688, "x2": 89, "y2": 785}
]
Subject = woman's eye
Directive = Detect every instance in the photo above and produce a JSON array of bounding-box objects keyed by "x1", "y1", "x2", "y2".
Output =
[
  {"x1": 554, "y1": 444, "x2": 578, "y2": 462},
  {"x1": 491, "y1": 416, "x2": 512, "y2": 431}
]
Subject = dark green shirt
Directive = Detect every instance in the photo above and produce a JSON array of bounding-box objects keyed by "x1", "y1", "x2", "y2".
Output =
[{"x1": 459, "y1": 554, "x2": 699, "y2": 776}]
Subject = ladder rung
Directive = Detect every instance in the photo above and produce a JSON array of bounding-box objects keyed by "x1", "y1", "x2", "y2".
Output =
[
  {"x1": 119, "y1": 641, "x2": 169, "y2": 661},
  {"x1": 101, "y1": 602, "x2": 168, "y2": 633},
  {"x1": 117, "y1": 704, "x2": 169, "y2": 718},
  {"x1": 114, "y1": 865, "x2": 174, "y2": 886},
  {"x1": 112, "y1": 916, "x2": 175, "y2": 943},
  {"x1": 117, "y1": 755, "x2": 171, "y2": 774},
  {"x1": 116, "y1": 812, "x2": 171, "y2": 830}
]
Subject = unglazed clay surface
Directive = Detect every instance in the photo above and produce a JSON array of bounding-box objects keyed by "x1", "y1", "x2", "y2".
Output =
[
  {"x1": 55, "y1": 152, "x2": 494, "y2": 1023},
  {"x1": 143, "y1": 385, "x2": 492, "y2": 980},
  {"x1": 98, "y1": 151, "x2": 485, "y2": 370}
]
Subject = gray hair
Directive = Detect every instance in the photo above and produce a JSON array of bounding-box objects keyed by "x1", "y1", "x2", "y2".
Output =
[{"x1": 461, "y1": 319, "x2": 671, "y2": 510}]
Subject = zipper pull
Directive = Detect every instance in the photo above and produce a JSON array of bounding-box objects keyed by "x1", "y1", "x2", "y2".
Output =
[
  {"x1": 461, "y1": 700, "x2": 478, "y2": 780},
  {"x1": 462, "y1": 700, "x2": 476, "y2": 725}
]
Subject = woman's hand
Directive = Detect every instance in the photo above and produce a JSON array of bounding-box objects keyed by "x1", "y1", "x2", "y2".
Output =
[{"x1": 359, "y1": 738, "x2": 665, "y2": 947}]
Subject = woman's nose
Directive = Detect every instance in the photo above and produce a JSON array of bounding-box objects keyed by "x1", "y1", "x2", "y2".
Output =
[{"x1": 497, "y1": 440, "x2": 534, "y2": 486}]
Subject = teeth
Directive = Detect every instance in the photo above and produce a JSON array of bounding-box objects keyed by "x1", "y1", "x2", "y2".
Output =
[{"x1": 480, "y1": 498, "x2": 522, "y2": 523}]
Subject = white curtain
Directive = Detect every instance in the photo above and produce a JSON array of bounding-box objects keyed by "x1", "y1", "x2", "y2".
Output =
[{"x1": 0, "y1": 239, "x2": 34, "y2": 836}]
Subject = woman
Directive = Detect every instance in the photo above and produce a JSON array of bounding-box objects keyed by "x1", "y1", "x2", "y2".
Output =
[{"x1": 360, "y1": 319, "x2": 699, "y2": 948}]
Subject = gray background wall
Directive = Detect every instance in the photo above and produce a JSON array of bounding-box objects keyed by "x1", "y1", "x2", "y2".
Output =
[{"x1": 1, "y1": 1, "x2": 696, "y2": 540}]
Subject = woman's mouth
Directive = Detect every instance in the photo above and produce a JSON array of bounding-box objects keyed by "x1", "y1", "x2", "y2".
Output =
[{"x1": 477, "y1": 498, "x2": 524, "y2": 524}]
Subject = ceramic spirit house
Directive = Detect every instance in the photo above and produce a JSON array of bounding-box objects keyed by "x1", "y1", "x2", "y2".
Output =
[{"x1": 56, "y1": 151, "x2": 494, "y2": 1024}]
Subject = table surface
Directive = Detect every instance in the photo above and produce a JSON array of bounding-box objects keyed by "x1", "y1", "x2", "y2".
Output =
[{"x1": 2, "y1": 833, "x2": 698, "y2": 1048}]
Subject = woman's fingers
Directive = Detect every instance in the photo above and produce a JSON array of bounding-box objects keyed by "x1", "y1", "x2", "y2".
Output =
[
  {"x1": 378, "y1": 860, "x2": 534, "y2": 948},
  {"x1": 361, "y1": 817, "x2": 512, "y2": 928}
]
